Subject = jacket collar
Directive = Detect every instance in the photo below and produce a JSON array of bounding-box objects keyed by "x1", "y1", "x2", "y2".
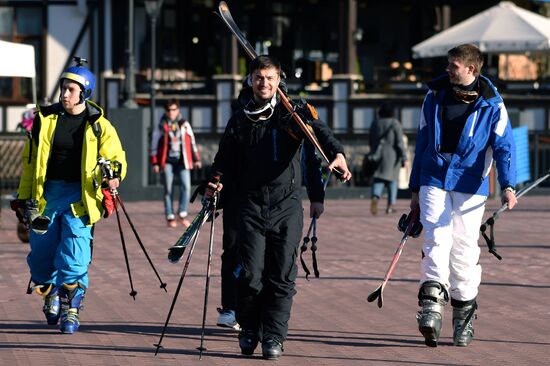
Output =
[
  {"x1": 427, "y1": 74, "x2": 502, "y2": 107},
  {"x1": 38, "y1": 100, "x2": 103, "y2": 123}
]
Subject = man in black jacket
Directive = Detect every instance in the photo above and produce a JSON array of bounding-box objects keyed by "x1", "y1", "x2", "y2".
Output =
[{"x1": 206, "y1": 55, "x2": 351, "y2": 360}]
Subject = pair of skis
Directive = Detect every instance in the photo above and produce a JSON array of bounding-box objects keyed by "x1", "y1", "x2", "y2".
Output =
[{"x1": 217, "y1": 1, "x2": 341, "y2": 178}]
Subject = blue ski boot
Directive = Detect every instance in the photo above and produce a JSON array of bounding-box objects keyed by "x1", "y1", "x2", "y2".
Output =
[
  {"x1": 59, "y1": 283, "x2": 84, "y2": 334},
  {"x1": 35, "y1": 284, "x2": 60, "y2": 325}
]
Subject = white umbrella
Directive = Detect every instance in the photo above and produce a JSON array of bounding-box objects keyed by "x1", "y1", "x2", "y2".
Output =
[
  {"x1": 412, "y1": 1, "x2": 550, "y2": 58},
  {"x1": 0, "y1": 40, "x2": 37, "y2": 104}
]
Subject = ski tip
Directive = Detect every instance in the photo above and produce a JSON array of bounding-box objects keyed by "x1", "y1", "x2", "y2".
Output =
[
  {"x1": 168, "y1": 247, "x2": 185, "y2": 263},
  {"x1": 219, "y1": 1, "x2": 228, "y2": 11},
  {"x1": 377, "y1": 296, "x2": 383, "y2": 308},
  {"x1": 367, "y1": 287, "x2": 381, "y2": 303}
]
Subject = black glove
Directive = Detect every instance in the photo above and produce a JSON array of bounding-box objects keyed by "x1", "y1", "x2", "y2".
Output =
[
  {"x1": 397, "y1": 211, "x2": 423, "y2": 238},
  {"x1": 10, "y1": 199, "x2": 27, "y2": 225}
]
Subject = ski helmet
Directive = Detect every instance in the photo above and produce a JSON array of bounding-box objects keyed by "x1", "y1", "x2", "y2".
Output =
[{"x1": 60, "y1": 57, "x2": 95, "y2": 103}]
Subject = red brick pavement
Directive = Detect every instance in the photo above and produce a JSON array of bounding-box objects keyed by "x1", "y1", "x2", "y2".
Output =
[{"x1": 1, "y1": 196, "x2": 549, "y2": 365}]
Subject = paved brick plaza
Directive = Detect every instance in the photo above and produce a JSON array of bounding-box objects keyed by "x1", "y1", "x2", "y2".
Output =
[{"x1": 1, "y1": 195, "x2": 549, "y2": 365}]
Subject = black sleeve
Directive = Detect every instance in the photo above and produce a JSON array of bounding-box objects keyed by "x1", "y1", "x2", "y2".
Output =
[
  {"x1": 211, "y1": 116, "x2": 238, "y2": 178},
  {"x1": 302, "y1": 141, "x2": 325, "y2": 203},
  {"x1": 310, "y1": 118, "x2": 345, "y2": 161}
]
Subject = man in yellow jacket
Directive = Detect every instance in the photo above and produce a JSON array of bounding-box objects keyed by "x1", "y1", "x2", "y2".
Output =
[{"x1": 14, "y1": 58, "x2": 126, "y2": 334}]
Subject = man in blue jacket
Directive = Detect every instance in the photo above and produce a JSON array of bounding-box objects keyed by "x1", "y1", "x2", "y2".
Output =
[{"x1": 409, "y1": 44, "x2": 517, "y2": 347}]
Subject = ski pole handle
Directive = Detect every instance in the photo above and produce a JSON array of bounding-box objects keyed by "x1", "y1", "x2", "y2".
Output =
[{"x1": 202, "y1": 173, "x2": 223, "y2": 206}]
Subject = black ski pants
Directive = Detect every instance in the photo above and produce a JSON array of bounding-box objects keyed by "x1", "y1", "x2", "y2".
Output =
[
  {"x1": 236, "y1": 188, "x2": 303, "y2": 343},
  {"x1": 220, "y1": 198, "x2": 239, "y2": 311}
]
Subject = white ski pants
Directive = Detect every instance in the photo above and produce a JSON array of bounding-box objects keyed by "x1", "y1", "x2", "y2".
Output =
[{"x1": 419, "y1": 185, "x2": 487, "y2": 301}]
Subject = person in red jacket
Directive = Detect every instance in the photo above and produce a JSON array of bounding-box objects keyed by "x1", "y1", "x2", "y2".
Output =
[{"x1": 150, "y1": 99, "x2": 202, "y2": 227}]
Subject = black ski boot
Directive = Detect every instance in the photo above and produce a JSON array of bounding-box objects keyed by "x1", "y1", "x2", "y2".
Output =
[
  {"x1": 262, "y1": 337, "x2": 284, "y2": 360},
  {"x1": 416, "y1": 281, "x2": 448, "y2": 347},
  {"x1": 238, "y1": 329, "x2": 259, "y2": 355},
  {"x1": 452, "y1": 298, "x2": 477, "y2": 347}
]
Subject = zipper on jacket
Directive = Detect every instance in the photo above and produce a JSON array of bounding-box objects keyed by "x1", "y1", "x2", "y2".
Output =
[{"x1": 272, "y1": 128, "x2": 278, "y2": 161}]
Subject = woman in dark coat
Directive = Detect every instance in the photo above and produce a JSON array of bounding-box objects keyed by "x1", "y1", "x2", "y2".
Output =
[{"x1": 369, "y1": 102, "x2": 407, "y2": 214}]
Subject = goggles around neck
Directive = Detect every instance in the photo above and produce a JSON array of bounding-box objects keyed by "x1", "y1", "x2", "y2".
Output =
[
  {"x1": 452, "y1": 84, "x2": 479, "y2": 104},
  {"x1": 243, "y1": 94, "x2": 277, "y2": 122}
]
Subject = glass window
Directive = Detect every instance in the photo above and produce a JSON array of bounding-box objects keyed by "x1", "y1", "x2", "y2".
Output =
[
  {"x1": 16, "y1": 8, "x2": 42, "y2": 35},
  {"x1": 0, "y1": 8, "x2": 14, "y2": 35},
  {"x1": 0, "y1": 5, "x2": 42, "y2": 102}
]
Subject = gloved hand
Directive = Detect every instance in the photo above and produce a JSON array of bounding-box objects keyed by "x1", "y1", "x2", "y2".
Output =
[
  {"x1": 10, "y1": 199, "x2": 27, "y2": 225},
  {"x1": 101, "y1": 188, "x2": 115, "y2": 218}
]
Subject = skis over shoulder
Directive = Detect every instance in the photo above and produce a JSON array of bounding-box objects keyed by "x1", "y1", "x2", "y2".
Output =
[{"x1": 217, "y1": 1, "x2": 257, "y2": 59}]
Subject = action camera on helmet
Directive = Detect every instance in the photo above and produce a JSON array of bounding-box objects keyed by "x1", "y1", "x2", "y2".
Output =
[{"x1": 60, "y1": 56, "x2": 96, "y2": 104}]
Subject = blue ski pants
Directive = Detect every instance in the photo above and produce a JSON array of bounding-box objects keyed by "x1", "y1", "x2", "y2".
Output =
[{"x1": 27, "y1": 180, "x2": 92, "y2": 291}]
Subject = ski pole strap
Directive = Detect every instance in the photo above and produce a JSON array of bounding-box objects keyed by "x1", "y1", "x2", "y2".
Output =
[
  {"x1": 480, "y1": 215, "x2": 502, "y2": 260},
  {"x1": 311, "y1": 218, "x2": 319, "y2": 278},
  {"x1": 300, "y1": 217, "x2": 316, "y2": 280},
  {"x1": 480, "y1": 170, "x2": 550, "y2": 261}
]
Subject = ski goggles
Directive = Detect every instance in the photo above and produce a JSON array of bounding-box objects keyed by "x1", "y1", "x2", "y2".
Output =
[{"x1": 243, "y1": 94, "x2": 277, "y2": 122}]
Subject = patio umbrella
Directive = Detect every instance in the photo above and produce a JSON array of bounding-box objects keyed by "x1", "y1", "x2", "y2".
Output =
[
  {"x1": 0, "y1": 40, "x2": 37, "y2": 104},
  {"x1": 412, "y1": 1, "x2": 550, "y2": 58}
]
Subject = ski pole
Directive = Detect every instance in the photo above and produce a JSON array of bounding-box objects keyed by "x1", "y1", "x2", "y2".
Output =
[
  {"x1": 154, "y1": 208, "x2": 210, "y2": 355},
  {"x1": 367, "y1": 207, "x2": 422, "y2": 308},
  {"x1": 115, "y1": 194, "x2": 167, "y2": 292},
  {"x1": 198, "y1": 193, "x2": 219, "y2": 359},
  {"x1": 112, "y1": 189, "x2": 137, "y2": 300},
  {"x1": 480, "y1": 170, "x2": 550, "y2": 260},
  {"x1": 155, "y1": 175, "x2": 221, "y2": 355}
]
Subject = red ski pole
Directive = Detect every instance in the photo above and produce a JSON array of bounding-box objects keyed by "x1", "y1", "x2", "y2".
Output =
[{"x1": 367, "y1": 207, "x2": 422, "y2": 308}]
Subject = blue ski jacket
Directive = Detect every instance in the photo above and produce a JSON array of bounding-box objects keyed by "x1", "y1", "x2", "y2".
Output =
[{"x1": 409, "y1": 75, "x2": 516, "y2": 196}]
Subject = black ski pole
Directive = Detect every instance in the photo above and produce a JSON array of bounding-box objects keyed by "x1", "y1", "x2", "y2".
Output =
[
  {"x1": 367, "y1": 207, "x2": 422, "y2": 308},
  {"x1": 198, "y1": 193, "x2": 219, "y2": 359},
  {"x1": 480, "y1": 170, "x2": 550, "y2": 260},
  {"x1": 115, "y1": 194, "x2": 167, "y2": 292},
  {"x1": 113, "y1": 189, "x2": 137, "y2": 300},
  {"x1": 155, "y1": 175, "x2": 221, "y2": 355},
  {"x1": 154, "y1": 210, "x2": 208, "y2": 355}
]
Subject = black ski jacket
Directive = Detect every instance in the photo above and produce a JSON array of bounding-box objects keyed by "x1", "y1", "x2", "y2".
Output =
[{"x1": 212, "y1": 99, "x2": 344, "y2": 199}]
